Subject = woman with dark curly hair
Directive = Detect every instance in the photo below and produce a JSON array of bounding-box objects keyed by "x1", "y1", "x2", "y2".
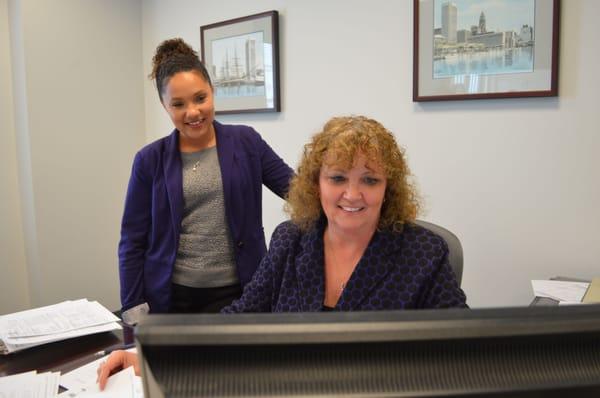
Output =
[
  {"x1": 118, "y1": 38, "x2": 293, "y2": 323},
  {"x1": 98, "y1": 115, "x2": 466, "y2": 388}
]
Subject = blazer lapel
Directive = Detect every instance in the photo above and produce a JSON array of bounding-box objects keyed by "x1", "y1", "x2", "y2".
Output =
[
  {"x1": 163, "y1": 130, "x2": 183, "y2": 239},
  {"x1": 337, "y1": 230, "x2": 404, "y2": 311},
  {"x1": 214, "y1": 122, "x2": 234, "y2": 226},
  {"x1": 295, "y1": 221, "x2": 326, "y2": 311}
]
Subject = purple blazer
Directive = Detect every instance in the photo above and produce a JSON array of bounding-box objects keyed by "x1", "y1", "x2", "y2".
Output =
[
  {"x1": 223, "y1": 219, "x2": 467, "y2": 312},
  {"x1": 118, "y1": 121, "x2": 293, "y2": 313}
]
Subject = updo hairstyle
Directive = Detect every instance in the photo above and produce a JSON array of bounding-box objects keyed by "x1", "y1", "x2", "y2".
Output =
[{"x1": 149, "y1": 38, "x2": 212, "y2": 102}]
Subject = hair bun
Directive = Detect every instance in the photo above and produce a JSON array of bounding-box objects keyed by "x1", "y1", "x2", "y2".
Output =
[{"x1": 150, "y1": 38, "x2": 197, "y2": 80}]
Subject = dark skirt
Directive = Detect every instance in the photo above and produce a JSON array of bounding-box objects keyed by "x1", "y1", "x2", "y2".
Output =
[{"x1": 170, "y1": 283, "x2": 242, "y2": 313}]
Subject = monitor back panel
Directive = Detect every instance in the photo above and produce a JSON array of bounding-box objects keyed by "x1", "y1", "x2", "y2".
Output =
[{"x1": 140, "y1": 332, "x2": 600, "y2": 397}]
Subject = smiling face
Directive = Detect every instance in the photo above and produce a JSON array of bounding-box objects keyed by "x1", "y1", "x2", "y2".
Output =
[
  {"x1": 319, "y1": 154, "x2": 387, "y2": 237},
  {"x1": 161, "y1": 71, "x2": 215, "y2": 151}
]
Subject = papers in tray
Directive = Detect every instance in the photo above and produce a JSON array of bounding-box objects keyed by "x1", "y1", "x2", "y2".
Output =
[{"x1": 0, "y1": 299, "x2": 121, "y2": 354}]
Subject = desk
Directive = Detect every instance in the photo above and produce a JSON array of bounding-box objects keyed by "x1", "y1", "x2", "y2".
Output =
[{"x1": 0, "y1": 325, "x2": 134, "y2": 377}]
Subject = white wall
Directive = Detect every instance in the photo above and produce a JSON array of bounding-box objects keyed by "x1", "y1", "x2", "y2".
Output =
[
  {"x1": 2, "y1": 0, "x2": 145, "y2": 314},
  {"x1": 141, "y1": 0, "x2": 600, "y2": 307},
  {"x1": 0, "y1": 0, "x2": 30, "y2": 313}
]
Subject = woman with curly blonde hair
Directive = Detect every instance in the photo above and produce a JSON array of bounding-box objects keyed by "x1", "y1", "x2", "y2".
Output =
[
  {"x1": 286, "y1": 116, "x2": 420, "y2": 232},
  {"x1": 98, "y1": 115, "x2": 467, "y2": 388},
  {"x1": 221, "y1": 115, "x2": 466, "y2": 311}
]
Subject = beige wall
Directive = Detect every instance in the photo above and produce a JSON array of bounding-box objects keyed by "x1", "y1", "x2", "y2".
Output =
[
  {"x1": 0, "y1": 0, "x2": 29, "y2": 314},
  {"x1": 2, "y1": 0, "x2": 145, "y2": 314}
]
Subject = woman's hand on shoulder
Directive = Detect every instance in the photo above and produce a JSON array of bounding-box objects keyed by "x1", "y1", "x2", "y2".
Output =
[{"x1": 96, "y1": 350, "x2": 140, "y2": 390}]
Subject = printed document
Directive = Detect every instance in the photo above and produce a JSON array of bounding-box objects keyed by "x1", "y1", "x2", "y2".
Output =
[
  {"x1": 0, "y1": 299, "x2": 120, "y2": 354},
  {"x1": 531, "y1": 280, "x2": 590, "y2": 303}
]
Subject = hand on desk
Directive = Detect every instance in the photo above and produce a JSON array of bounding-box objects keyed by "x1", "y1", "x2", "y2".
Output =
[{"x1": 96, "y1": 350, "x2": 140, "y2": 390}]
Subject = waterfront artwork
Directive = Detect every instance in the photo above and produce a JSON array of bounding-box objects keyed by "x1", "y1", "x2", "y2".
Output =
[
  {"x1": 433, "y1": 0, "x2": 535, "y2": 79},
  {"x1": 210, "y1": 32, "x2": 266, "y2": 98},
  {"x1": 201, "y1": 11, "x2": 280, "y2": 113}
]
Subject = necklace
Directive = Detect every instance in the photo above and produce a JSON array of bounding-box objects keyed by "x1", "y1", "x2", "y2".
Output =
[{"x1": 192, "y1": 160, "x2": 201, "y2": 171}]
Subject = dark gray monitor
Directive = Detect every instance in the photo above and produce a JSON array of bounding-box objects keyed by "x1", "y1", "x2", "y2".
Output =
[{"x1": 135, "y1": 305, "x2": 600, "y2": 397}]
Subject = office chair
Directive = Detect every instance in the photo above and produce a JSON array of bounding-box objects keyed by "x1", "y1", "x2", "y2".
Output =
[{"x1": 414, "y1": 220, "x2": 463, "y2": 286}]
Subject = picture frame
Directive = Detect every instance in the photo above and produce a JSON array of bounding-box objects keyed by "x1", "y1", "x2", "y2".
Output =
[
  {"x1": 201, "y1": 11, "x2": 280, "y2": 114},
  {"x1": 413, "y1": 0, "x2": 559, "y2": 101}
]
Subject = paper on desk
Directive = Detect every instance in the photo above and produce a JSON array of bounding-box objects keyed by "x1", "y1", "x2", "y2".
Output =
[
  {"x1": 1, "y1": 299, "x2": 119, "y2": 339},
  {"x1": 46, "y1": 371, "x2": 61, "y2": 398},
  {"x1": 4, "y1": 322, "x2": 121, "y2": 346},
  {"x1": 59, "y1": 348, "x2": 138, "y2": 393},
  {"x1": 0, "y1": 371, "x2": 37, "y2": 394},
  {"x1": 531, "y1": 280, "x2": 590, "y2": 302},
  {"x1": 59, "y1": 356, "x2": 106, "y2": 394},
  {"x1": 59, "y1": 366, "x2": 143, "y2": 398},
  {"x1": 559, "y1": 301, "x2": 586, "y2": 306},
  {"x1": 0, "y1": 299, "x2": 121, "y2": 354},
  {"x1": 0, "y1": 370, "x2": 60, "y2": 398}
]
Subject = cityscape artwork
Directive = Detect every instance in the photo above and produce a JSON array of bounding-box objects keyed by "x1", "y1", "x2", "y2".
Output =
[
  {"x1": 201, "y1": 11, "x2": 280, "y2": 114},
  {"x1": 210, "y1": 32, "x2": 266, "y2": 99},
  {"x1": 433, "y1": 0, "x2": 535, "y2": 79}
]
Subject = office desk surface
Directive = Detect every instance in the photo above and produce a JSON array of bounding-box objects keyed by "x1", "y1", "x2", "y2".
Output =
[{"x1": 0, "y1": 325, "x2": 134, "y2": 377}]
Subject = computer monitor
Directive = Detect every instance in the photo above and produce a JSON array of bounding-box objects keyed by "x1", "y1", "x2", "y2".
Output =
[{"x1": 135, "y1": 305, "x2": 600, "y2": 397}]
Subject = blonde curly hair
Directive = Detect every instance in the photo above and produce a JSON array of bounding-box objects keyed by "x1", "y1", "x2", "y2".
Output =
[{"x1": 285, "y1": 116, "x2": 421, "y2": 232}]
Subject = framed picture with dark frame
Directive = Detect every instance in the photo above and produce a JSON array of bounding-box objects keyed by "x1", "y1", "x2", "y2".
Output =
[
  {"x1": 413, "y1": 0, "x2": 559, "y2": 101},
  {"x1": 201, "y1": 10, "x2": 280, "y2": 114}
]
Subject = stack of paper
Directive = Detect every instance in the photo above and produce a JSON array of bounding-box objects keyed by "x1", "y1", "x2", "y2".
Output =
[
  {"x1": 531, "y1": 280, "x2": 590, "y2": 304},
  {"x1": 0, "y1": 299, "x2": 121, "y2": 354},
  {"x1": 0, "y1": 370, "x2": 60, "y2": 397}
]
